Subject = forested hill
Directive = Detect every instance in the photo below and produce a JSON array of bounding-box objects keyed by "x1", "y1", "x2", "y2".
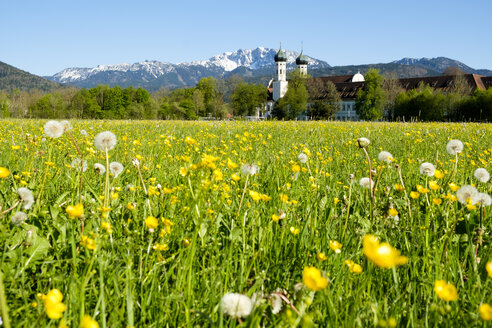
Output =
[{"x1": 0, "y1": 61, "x2": 62, "y2": 93}]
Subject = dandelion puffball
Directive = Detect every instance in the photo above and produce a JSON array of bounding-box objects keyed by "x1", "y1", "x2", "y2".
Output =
[
  {"x1": 221, "y1": 293, "x2": 253, "y2": 318},
  {"x1": 298, "y1": 153, "x2": 308, "y2": 164},
  {"x1": 359, "y1": 177, "x2": 374, "y2": 189},
  {"x1": 419, "y1": 162, "x2": 436, "y2": 177},
  {"x1": 241, "y1": 163, "x2": 258, "y2": 176},
  {"x1": 11, "y1": 211, "x2": 27, "y2": 225},
  {"x1": 456, "y1": 185, "x2": 479, "y2": 205},
  {"x1": 94, "y1": 163, "x2": 106, "y2": 175},
  {"x1": 109, "y1": 161, "x2": 124, "y2": 178},
  {"x1": 44, "y1": 121, "x2": 65, "y2": 139},
  {"x1": 94, "y1": 131, "x2": 117, "y2": 151},
  {"x1": 357, "y1": 137, "x2": 370, "y2": 148},
  {"x1": 474, "y1": 168, "x2": 490, "y2": 183},
  {"x1": 477, "y1": 193, "x2": 491, "y2": 206},
  {"x1": 71, "y1": 158, "x2": 88, "y2": 172},
  {"x1": 378, "y1": 151, "x2": 393, "y2": 163},
  {"x1": 17, "y1": 187, "x2": 34, "y2": 210},
  {"x1": 446, "y1": 139, "x2": 464, "y2": 156},
  {"x1": 60, "y1": 120, "x2": 72, "y2": 131}
]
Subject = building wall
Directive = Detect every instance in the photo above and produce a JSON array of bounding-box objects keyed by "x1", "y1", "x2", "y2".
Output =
[
  {"x1": 334, "y1": 100, "x2": 359, "y2": 121},
  {"x1": 273, "y1": 80, "x2": 288, "y2": 102}
]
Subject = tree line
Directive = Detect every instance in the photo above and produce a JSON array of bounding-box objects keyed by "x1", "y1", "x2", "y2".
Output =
[{"x1": 0, "y1": 70, "x2": 490, "y2": 121}]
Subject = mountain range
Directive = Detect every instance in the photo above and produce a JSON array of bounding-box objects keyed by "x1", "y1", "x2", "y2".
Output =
[{"x1": 1, "y1": 47, "x2": 491, "y2": 93}]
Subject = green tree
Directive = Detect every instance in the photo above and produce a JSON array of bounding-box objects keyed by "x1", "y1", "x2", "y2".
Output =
[
  {"x1": 230, "y1": 82, "x2": 267, "y2": 116},
  {"x1": 272, "y1": 69, "x2": 308, "y2": 120},
  {"x1": 355, "y1": 69, "x2": 386, "y2": 120}
]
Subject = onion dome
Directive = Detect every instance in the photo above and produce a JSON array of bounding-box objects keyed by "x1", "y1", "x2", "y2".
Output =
[
  {"x1": 296, "y1": 51, "x2": 309, "y2": 65},
  {"x1": 274, "y1": 47, "x2": 287, "y2": 62},
  {"x1": 351, "y1": 71, "x2": 365, "y2": 82}
]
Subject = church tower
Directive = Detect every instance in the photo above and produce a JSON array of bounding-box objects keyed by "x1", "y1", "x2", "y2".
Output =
[
  {"x1": 296, "y1": 50, "x2": 308, "y2": 76},
  {"x1": 273, "y1": 45, "x2": 288, "y2": 101}
]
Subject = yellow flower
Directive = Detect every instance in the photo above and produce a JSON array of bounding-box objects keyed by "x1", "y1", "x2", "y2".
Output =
[
  {"x1": 249, "y1": 190, "x2": 261, "y2": 201},
  {"x1": 394, "y1": 184, "x2": 405, "y2": 192},
  {"x1": 410, "y1": 191, "x2": 420, "y2": 199},
  {"x1": 303, "y1": 266, "x2": 328, "y2": 291},
  {"x1": 434, "y1": 169, "x2": 444, "y2": 179},
  {"x1": 434, "y1": 280, "x2": 458, "y2": 301},
  {"x1": 42, "y1": 289, "x2": 66, "y2": 319},
  {"x1": 260, "y1": 194, "x2": 271, "y2": 201},
  {"x1": 231, "y1": 173, "x2": 241, "y2": 182},
  {"x1": 317, "y1": 252, "x2": 327, "y2": 261},
  {"x1": 184, "y1": 136, "x2": 196, "y2": 145},
  {"x1": 486, "y1": 261, "x2": 492, "y2": 278},
  {"x1": 0, "y1": 167, "x2": 10, "y2": 178},
  {"x1": 362, "y1": 234, "x2": 408, "y2": 269},
  {"x1": 292, "y1": 164, "x2": 300, "y2": 173},
  {"x1": 213, "y1": 169, "x2": 223, "y2": 181},
  {"x1": 333, "y1": 197, "x2": 340, "y2": 204},
  {"x1": 417, "y1": 185, "x2": 429, "y2": 194},
  {"x1": 429, "y1": 181, "x2": 440, "y2": 190},
  {"x1": 126, "y1": 202, "x2": 135, "y2": 210},
  {"x1": 280, "y1": 194, "x2": 289, "y2": 203},
  {"x1": 449, "y1": 183, "x2": 460, "y2": 192},
  {"x1": 329, "y1": 240, "x2": 342, "y2": 254},
  {"x1": 145, "y1": 216, "x2": 159, "y2": 230},
  {"x1": 432, "y1": 198, "x2": 443, "y2": 205},
  {"x1": 272, "y1": 214, "x2": 280, "y2": 222},
  {"x1": 179, "y1": 167, "x2": 187, "y2": 177},
  {"x1": 388, "y1": 208, "x2": 398, "y2": 217},
  {"x1": 80, "y1": 235, "x2": 97, "y2": 250},
  {"x1": 80, "y1": 315, "x2": 100, "y2": 328},
  {"x1": 289, "y1": 226, "x2": 299, "y2": 235},
  {"x1": 227, "y1": 158, "x2": 238, "y2": 169},
  {"x1": 344, "y1": 260, "x2": 363, "y2": 274},
  {"x1": 110, "y1": 192, "x2": 118, "y2": 199},
  {"x1": 66, "y1": 203, "x2": 84, "y2": 218},
  {"x1": 479, "y1": 303, "x2": 492, "y2": 321},
  {"x1": 101, "y1": 221, "x2": 112, "y2": 234}
]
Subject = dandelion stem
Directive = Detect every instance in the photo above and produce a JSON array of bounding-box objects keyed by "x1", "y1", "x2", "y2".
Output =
[{"x1": 0, "y1": 201, "x2": 19, "y2": 216}]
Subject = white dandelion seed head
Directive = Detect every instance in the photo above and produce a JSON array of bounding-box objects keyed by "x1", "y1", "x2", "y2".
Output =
[
  {"x1": 474, "y1": 168, "x2": 490, "y2": 183},
  {"x1": 419, "y1": 162, "x2": 436, "y2": 177},
  {"x1": 477, "y1": 193, "x2": 491, "y2": 206},
  {"x1": 109, "y1": 161, "x2": 124, "y2": 178},
  {"x1": 359, "y1": 177, "x2": 374, "y2": 189},
  {"x1": 298, "y1": 153, "x2": 308, "y2": 164},
  {"x1": 456, "y1": 185, "x2": 479, "y2": 205},
  {"x1": 446, "y1": 139, "x2": 464, "y2": 156},
  {"x1": 270, "y1": 293, "x2": 283, "y2": 314},
  {"x1": 44, "y1": 121, "x2": 64, "y2": 139},
  {"x1": 241, "y1": 163, "x2": 258, "y2": 176},
  {"x1": 17, "y1": 187, "x2": 34, "y2": 210},
  {"x1": 11, "y1": 211, "x2": 27, "y2": 225},
  {"x1": 60, "y1": 120, "x2": 72, "y2": 132},
  {"x1": 71, "y1": 158, "x2": 88, "y2": 172},
  {"x1": 80, "y1": 129, "x2": 88, "y2": 136},
  {"x1": 378, "y1": 151, "x2": 393, "y2": 163},
  {"x1": 125, "y1": 184, "x2": 134, "y2": 191},
  {"x1": 94, "y1": 131, "x2": 117, "y2": 151},
  {"x1": 357, "y1": 137, "x2": 370, "y2": 148},
  {"x1": 132, "y1": 158, "x2": 140, "y2": 167},
  {"x1": 94, "y1": 163, "x2": 106, "y2": 175},
  {"x1": 221, "y1": 293, "x2": 253, "y2": 318}
]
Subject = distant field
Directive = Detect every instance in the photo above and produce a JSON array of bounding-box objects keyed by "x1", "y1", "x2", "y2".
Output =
[{"x1": 0, "y1": 120, "x2": 491, "y2": 327}]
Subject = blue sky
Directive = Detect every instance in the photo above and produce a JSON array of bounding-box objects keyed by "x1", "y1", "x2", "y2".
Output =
[{"x1": 1, "y1": 0, "x2": 491, "y2": 76}]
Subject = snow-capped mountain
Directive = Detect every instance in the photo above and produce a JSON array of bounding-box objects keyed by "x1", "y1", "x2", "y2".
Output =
[
  {"x1": 392, "y1": 57, "x2": 492, "y2": 76},
  {"x1": 47, "y1": 47, "x2": 331, "y2": 90}
]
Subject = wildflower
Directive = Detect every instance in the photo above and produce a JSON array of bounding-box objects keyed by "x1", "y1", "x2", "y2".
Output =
[
  {"x1": 184, "y1": 136, "x2": 196, "y2": 145},
  {"x1": 359, "y1": 177, "x2": 374, "y2": 189},
  {"x1": 80, "y1": 235, "x2": 96, "y2": 250},
  {"x1": 272, "y1": 214, "x2": 280, "y2": 222},
  {"x1": 434, "y1": 169, "x2": 444, "y2": 179},
  {"x1": 17, "y1": 187, "x2": 34, "y2": 210},
  {"x1": 66, "y1": 203, "x2": 84, "y2": 218},
  {"x1": 388, "y1": 208, "x2": 398, "y2": 217},
  {"x1": 487, "y1": 262, "x2": 492, "y2": 278},
  {"x1": 429, "y1": 181, "x2": 440, "y2": 191},
  {"x1": 44, "y1": 121, "x2": 64, "y2": 139},
  {"x1": 362, "y1": 234, "x2": 408, "y2": 269},
  {"x1": 11, "y1": 211, "x2": 27, "y2": 225},
  {"x1": 290, "y1": 226, "x2": 300, "y2": 235},
  {"x1": 71, "y1": 158, "x2": 88, "y2": 172},
  {"x1": 42, "y1": 288, "x2": 66, "y2": 319},
  {"x1": 448, "y1": 183, "x2": 460, "y2": 192},
  {"x1": 227, "y1": 158, "x2": 238, "y2": 169},
  {"x1": 345, "y1": 260, "x2": 363, "y2": 274},
  {"x1": 179, "y1": 167, "x2": 187, "y2": 177},
  {"x1": 303, "y1": 266, "x2": 328, "y2": 291},
  {"x1": 291, "y1": 164, "x2": 300, "y2": 173},
  {"x1": 474, "y1": 168, "x2": 490, "y2": 183},
  {"x1": 434, "y1": 280, "x2": 458, "y2": 301},
  {"x1": 298, "y1": 153, "x2": 308, "y2": 164},
  {"x1": 270, "y1": 293, "x2": 283, "y2": 314},
  {"x1": 80, "y1": 315, "x2": 100, "y2": 328},
  {"x1": 145, "y1": 216, "x2": 159, "y2": 232},
  {"x1": 378, "y1": 151, "x2": 393, "y2": 163},
  {"x1": 334, "y1": 197, "x2": 340, "y2": 204},
  {"x1": 213, "y1": 169, "x2": 223, "y2": 181},
  {"x1": 394, "y1": 184, "x2": 405, "y2": 192},
  {"x1": 94, "y1": 163, "x2": 105, "y2": 175},
  {"x1": 446, "y1": 139, "x2": 464, "y2": 156},
  {"x1": 417, "y1": 185, "x2": 430, "y2": 194},
  {"x1": 101, "y1": 221, "x2": 112, "y2": 234},
  {"x1": 410, "y1": 191, "x2": 419, "y2": 198},
  {"x1": 109, "y1": 161, "x2": 124, "y2": 178},
  {"x1": 221, "y1": 293, "x2": 253, "y2": 318},
  {"x1": 419, "y1": 162, "x2": 436, "y2": 177},
  {"x1": 329, "y1": 240, "x2": 342, "y2": 253},
  {"x1": 0, "y1": 167, "x2": 10, "y2": 178},
  {"x1": 249, "y1": 190, "x2": 261, "y2": 201},
  {"x1": 80, "y1": 129, "x2": 88, "y2": 136},
  {"x1": 317, "y1": 252, "x2": 327, "y2": 261},
  {"x1": 94, "y1": 131, "x2": 117, "y2": 151},
  {"x1": 479, "y1": 304, "x2": 492, "y2": 321},
  {"x1": 357, "y1": 137, "x2": 370, "y2": 148},
  {"x1": 241, "y1": 163, "x2": 258, "y2": 175},
  {"x1": 477, "y1": 193, "x2": 491, "y2": 206},
  {"x1": 456, "y1": 185, "x2": 479, "y2": 205},
  {"x1": 231, "y1": 173, "x2": 241, "y2": 181},
  {"x1": 432, "y1": 198, "x2": 443, "y2": 205}
]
